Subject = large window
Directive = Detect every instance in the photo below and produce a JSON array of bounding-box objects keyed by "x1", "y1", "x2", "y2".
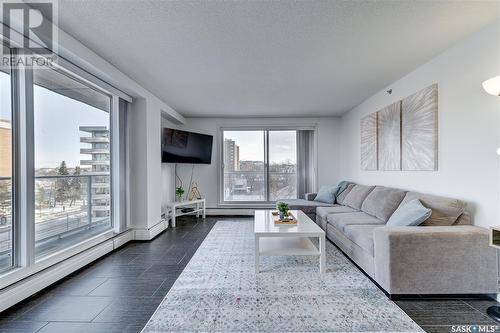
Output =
[
  {"x1": 0, "y1": 66, "x2": 12, "y2": 272},
  {"x1": 222, "y1": 129, "x2": 297, "y2": 203},
  {"x1": 0, "y1": 36, "x2": 129, "y2": 290},
  {"x1": 33, "y1": 65, "x2": 113, "y2": 259}
]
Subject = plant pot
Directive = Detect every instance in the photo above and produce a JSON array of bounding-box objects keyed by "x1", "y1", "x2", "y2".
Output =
[{"x1": 279, "y1": 211, "x2": 286, "y2": 219}]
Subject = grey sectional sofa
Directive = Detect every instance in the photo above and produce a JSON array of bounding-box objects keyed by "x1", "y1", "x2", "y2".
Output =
[{"x1": 282, "y1": 183, "x2": 498, "y2": 296}]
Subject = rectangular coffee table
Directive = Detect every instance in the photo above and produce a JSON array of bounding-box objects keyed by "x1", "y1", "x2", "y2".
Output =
[{"x1": 254, "y1": 210, "x2": 326, "y2": 274}]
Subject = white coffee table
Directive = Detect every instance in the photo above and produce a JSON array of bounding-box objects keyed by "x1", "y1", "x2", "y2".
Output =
[{"x1": 254, "y1": 210, "x2": 326, "y2": 274}]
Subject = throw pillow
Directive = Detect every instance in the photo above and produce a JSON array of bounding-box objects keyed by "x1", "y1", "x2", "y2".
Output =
[
  {"x1": 386, "y1": 199, "x2": 432, "y2": 227},
  {"x1": 314, "y1": 186, "x2": 339, "y2": 204}
]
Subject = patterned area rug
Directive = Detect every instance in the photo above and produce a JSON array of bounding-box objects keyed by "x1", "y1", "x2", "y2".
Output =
[{"x1": 142, "y1": 221, "x2": 423, "y2": 332}]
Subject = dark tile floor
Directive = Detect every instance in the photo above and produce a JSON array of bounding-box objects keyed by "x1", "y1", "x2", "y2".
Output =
[{"x1": 0, "y1": 216, "x2": 498, "y2": 333}]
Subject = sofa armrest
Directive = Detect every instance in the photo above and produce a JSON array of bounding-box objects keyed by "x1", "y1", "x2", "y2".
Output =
[
  {"x1": 305, "y1": 193, "x2": 317, "y2": 201},
  {"x1": 373, "y1": 226, "x2": 498, "y2": 295}
]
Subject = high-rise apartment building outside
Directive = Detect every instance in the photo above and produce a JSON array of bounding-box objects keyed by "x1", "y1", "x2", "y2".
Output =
[
  {"x1": 223, "y1": 138, "x2": 240, "y2": 171},
  {"x1": 80, "y1": 126, "x2": 110, "y2": 219}
]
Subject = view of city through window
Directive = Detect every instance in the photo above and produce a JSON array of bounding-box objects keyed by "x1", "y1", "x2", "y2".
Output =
[
  {"x1": 0, "y1": 69, "x2": 12, "y2": 272},
  {"x1": 223, "y1": 130, "x2": 297, "y2": 202},
  {"x1": 269, "y1": 131, "x2": 297, "y2": 200},
  {"x1": 33, "y1": 66, "x2": 113, "y2": 259}
]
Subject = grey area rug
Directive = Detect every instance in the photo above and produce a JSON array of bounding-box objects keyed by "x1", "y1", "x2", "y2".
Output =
[{"x1": 142, "y1": 221, "x2": 423, "y2": 332}]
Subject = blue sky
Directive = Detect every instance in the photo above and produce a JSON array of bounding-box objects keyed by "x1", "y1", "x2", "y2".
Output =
[{"x1": 0, "y1": 71, "x2": 109, "y2": 169}]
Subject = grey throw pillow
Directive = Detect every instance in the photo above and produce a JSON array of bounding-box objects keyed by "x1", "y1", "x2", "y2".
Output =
[
  {"x1": 314, "y1": 186, "x2": 339, "y2": 204},
  {"x1": 386, "y1": 199, "x2": 432, "y2": 226}
]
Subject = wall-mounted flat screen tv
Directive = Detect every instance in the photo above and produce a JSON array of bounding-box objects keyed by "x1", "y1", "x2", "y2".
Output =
[{"x1": 161, "y1": 128, "x2": 213, "y2": 164}]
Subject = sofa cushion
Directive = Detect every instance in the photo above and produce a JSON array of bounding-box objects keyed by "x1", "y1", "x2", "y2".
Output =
[
  {"x1": 399, "y1": 192, "x2": 466, "y2": 226},
  {"x1": 336, "y1": 181, "x2": 355, "y2": 196},
  {"x1": 314, "y1": 185, "x2": 339, "y2": 204},
  {"x1": 279, "y1": 199, "x2": 332, "y2": 215},
  {"x1": 387, "y1": 199, "x2": 432, "y2": 226},
  {"x1": 455, "y1": 212, "x2": 472, "y2": 225},
  {"x1": 327, "y1": 212, "x2": 385, "y2": 232},
  {"x1": 344, "y1": 225, "x2": 384, "y2": 256},
  {"x1": 316, "y1": 205, "x2": 359, "y2": 220},
  {"x1": 361, "y1": 186, "x2": 407, "y2": 222},
  {"x1": 336, "y1": 183, "x2": 355, "y2": 205},
  {"x1": 342, "y1": 185, "x2": 375, "y2": 210}
]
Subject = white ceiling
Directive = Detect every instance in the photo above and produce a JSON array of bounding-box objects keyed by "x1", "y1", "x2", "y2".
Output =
[{"x1": 50, "y1": 0, "x2": 500, "y2": 118}]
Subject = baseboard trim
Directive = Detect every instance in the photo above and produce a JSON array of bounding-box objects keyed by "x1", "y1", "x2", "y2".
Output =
[
  {"x1": 133, "y1": 219, "x2": 168, "y2": 240},
  {"x1": 0, "y1": 229, "x2": 134, "y2": 312}
]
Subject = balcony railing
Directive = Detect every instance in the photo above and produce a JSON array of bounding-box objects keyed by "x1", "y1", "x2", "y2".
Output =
[
  {"x1": 223, "y1": 170, "x2": 297, "y2": 201},
  {"x1": 80, "y1": 137, "x2": 109, "y2": 144},
  {"x1": 0, "y1": 174, "x2": 112, "y2": 256}
]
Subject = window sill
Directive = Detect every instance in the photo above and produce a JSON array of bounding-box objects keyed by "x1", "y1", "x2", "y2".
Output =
[{"x1": 0, "y1": 228, "x2": 122, "y2": 290}]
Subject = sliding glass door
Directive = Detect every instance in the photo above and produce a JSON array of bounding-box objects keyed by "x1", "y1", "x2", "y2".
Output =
[
  {"x1": 0, "y1": 64, "x2": 12, "y2": 272},
  {"x1": 33, "y1": 65, "x2": 113, "y2": 259},
  {"x1": 221, "y1": 129, "x2": 298, "y2": 203},
  {"x1": 0, "y1": 46, "x2": 128, "y2": 284}
]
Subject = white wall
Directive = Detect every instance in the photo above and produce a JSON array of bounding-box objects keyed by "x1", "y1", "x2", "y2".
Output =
[
  {"x1": 171, "y1": 117, "x2": 341, "y2": 209},
  {"x1": 161, "y1": 118, "x2": 178, "y2": 214},
  {"x1": 339, "y1": 20, "x2": 500, "y2": 228}
]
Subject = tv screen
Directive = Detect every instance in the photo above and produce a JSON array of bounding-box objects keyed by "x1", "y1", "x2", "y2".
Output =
[{"x1": 162, "y1": 128, "x2": 213, "y2": 164}]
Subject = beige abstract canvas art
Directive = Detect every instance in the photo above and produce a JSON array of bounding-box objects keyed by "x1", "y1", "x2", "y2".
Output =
[
  {"x1": 360, "y1": 113, "x2": 378, "y2": 170},
  {"x1": 378, "y1": 102, "x2": 401, "y2": 171},
  {"x1": 401, "y1": 84, "x2": 438, "y2": 171}
]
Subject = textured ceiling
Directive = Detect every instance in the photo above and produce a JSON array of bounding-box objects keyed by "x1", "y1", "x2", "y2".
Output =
[{"x1": 50, "y1": 0, "x2": 500, "y2": 117}]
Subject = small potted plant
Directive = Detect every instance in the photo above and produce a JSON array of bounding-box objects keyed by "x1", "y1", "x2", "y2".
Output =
[
  {"x1": 175, "y1": 186, "x2": 185, "y2": 202},
  {"x1": 276, "y1": 201, "x2": 289, "y2": 219}
]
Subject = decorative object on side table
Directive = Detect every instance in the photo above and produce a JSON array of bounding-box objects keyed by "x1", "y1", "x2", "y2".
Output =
[
  {"x1": 175, "y1": 186, "x2": 185, "y2": 202},
  {"x1": 483, "y1": 75, "x2": 500, "y2": 323},
  {"x1": 188, "y1": 182, "x2": 202, "y2": 200}
]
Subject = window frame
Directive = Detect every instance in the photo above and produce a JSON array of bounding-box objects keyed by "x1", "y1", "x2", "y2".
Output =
[
  {"x1": 218, "y1": 125, "x2": 317, "y2": 207},
  {"x1": 0, "y1": 48, "x2": 130, "y2": 288},
  {"x1": 32, "y1": 61, "x2": 114, "y2": 261},
  {"x1": 0, "y1": 47, "x2": 14, "y2": 274}
]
